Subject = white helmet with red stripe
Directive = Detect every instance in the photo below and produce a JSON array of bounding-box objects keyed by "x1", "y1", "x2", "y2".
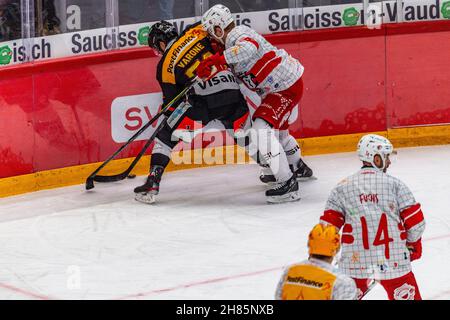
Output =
[
  {"x1": 201, "y1": 4, "x2": 234, "y2": 41},
  {"x1": 357, "y1": 134, "x2": 394, "y2": 171}
]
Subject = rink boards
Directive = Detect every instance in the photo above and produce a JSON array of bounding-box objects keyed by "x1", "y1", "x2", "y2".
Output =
[{"x1": 1, "y1": 20, "x2": 450, "y2": 197}]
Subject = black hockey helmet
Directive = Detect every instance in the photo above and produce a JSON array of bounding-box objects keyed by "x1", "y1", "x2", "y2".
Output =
[{"x1": 148, "y1": 21, "x2": 178, "y2": 54}]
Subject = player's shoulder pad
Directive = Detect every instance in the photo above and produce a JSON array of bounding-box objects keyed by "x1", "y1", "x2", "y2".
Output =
[
  {"x1": 385, "y1": 172, "x2": 403, "y2": 184},
  {"x1": 336, "y1": 177, "x2": 349, "y2": 187},
  {"x1": 183, "y1": 22, "x2": 208, "y2": 38},
  {"x1": 160, "y1": 23, "x2": 207, "y2": 85},
  {"x1": 182, "y1": 21, "x2": 202, "y2": 34}
]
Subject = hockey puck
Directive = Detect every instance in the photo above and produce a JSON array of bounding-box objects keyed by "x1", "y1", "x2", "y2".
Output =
[{"x1": 127, "y1": 174, "x2": 136, "y2": 179}]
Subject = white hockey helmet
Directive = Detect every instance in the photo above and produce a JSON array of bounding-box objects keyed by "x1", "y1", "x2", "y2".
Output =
[
  {"x1": 201, "y1": 4, "x2": 234, "y2": 41},
  {"x1": 357, "y1": 134, "x2": 394, "y2": 171}
]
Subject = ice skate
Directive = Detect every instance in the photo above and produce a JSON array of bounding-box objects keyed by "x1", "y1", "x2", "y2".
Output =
[
  {"x1": 266, "y1": 175, "x2": 301, "y2": 204},
  {"x1": 261, "y1": 158, "x2": 315, "y2": 184},
  {"x1": 134, "y1": 165, "x2": 164, "y2": 204},
  {"x1": 259, "y1": 163, "x2": 276, "y2": 184},
  {"x1": 293, "y1": 158, "x2": 316, "y2": 181}
]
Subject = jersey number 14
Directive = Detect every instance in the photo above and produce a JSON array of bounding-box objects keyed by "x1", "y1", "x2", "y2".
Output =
[
  {"x1": 343, "y1": 213, "x2": 396, "y2": 259},
  {"x1": 360, "y1": 213, "x2": 394, "y2": 259}
]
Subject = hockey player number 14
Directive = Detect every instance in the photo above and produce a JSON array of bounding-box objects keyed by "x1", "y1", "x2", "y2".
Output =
[{"x1": 360, "y1": 213, "x2": 394, "y2": 259}]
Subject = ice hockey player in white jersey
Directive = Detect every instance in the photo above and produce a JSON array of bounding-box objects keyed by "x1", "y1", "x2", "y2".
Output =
[
  {"x1": 320, "y1": 134, "x2": 426, "y2": 300},
  {"x1": 275, "y1": 224, "x2": 357, "y2": 300},
  {"x1": 197, "y1": 4, "x2": 313, "y2": 203}
]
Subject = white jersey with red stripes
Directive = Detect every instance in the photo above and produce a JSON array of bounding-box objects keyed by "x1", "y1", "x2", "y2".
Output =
[
  {"x1": 321, "y1": 167, "x2": 425, "y2": 280},
  {"x1": 223, "y1": 25, "x2": 304, "y2": 96}
]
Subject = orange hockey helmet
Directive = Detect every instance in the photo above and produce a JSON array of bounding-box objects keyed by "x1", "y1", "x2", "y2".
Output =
[{"x1": 308, "y1": 224, "x2": 341, "y2": 257}]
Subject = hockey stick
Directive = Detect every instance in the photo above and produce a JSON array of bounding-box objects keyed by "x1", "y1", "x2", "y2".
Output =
[
  {"x1": 85, "y1": 76, "x2": 199, "y2": 190},
  {"x1": 90, "y1": 116, "x2": 168, "y2": 184},
  {"x1": 360, "y1": 279, "x2": 377, "y2": 299},
  {"x1": 90, "y1": 98, "x2": 192, "y2": 185}
]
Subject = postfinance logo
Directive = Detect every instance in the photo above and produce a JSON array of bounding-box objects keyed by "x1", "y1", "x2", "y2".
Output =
[
  {"x1": 343, "y1": 7, "x2": 360, "y2": 26},
  {"x1": 0, "y1": 45, "x2": 12, "y2": 65},
  {"x1": 138, "y1": 26, "x2": 150, "y2": 45},
  {"x1": 442, "y1": 1, "x2": 450, "y2": 19}
]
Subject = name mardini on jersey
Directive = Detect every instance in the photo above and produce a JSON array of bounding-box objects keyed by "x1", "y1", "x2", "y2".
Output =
[
  {"x1": 223, "y1": 25, "x2": 304, "y2": 96},
  {"x1": 157, "y1": 22, "x2": 239, "y2": 106},
  {"x1": 320, "y1": 168, "x2": 426, "y2": 280}
]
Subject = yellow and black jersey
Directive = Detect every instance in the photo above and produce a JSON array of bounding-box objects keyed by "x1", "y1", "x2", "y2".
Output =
[
  {"x1": 156, "y1": 22, "x2": 244, "y2": 115},
  {"x1": 156, "y1": 22, "x2": 214, "y2": 108},
  {"x1": 152, "y1": 23, "x2": 249, "y2": 150}
]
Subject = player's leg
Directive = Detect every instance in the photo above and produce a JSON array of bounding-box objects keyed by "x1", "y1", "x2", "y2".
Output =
[
  {"x1": 252, "y1": 102, "x2": 299, "y2": 203},
  {"x1": 218, "y1": 98, "x2": 262, "y2": 165},
  {"x1": 256, "y1": 77, "x2": 312, "y2": 185},
  {"x1": 134, "y1": 102, "x2": 198, "y2": 204},
  {"x1": 352, "y1": 278, "x2": 373, "y2": 300},
  {"x1": 260, "y1": 129, "x2": 314, "y2": 183},
  {"x1": 280, "y1": 130, "x2": 314, "y2": 180},
  {"x1": 133, "y1": 126, "x2": 178, "y2": 204},
  {"x1": 379, "y1": 272, "x2": 422, "y2": 300}
]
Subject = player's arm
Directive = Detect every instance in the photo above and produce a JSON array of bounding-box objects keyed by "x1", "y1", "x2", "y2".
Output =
[
  {"x1": 274, "y1": 267, "x2": 289, "y2": 300},
  {"x1": 223, "y1": 35, "x2": 259, "y2": 64},
  {"x1": 397, "y1": 180, "x2": 426, "y2": 261},
  {"x1": 332, "y1": 276, "x2": 358, "y2": 300},
  {"x1": 320, "y1": 187, "x2": 346, "y2": 231},
  {"x1": 160, "y1": 81, "x2": 184, "y2": 115},
  {"x1": 197, "y1": 34, "x2": 258, "y2": 79}
]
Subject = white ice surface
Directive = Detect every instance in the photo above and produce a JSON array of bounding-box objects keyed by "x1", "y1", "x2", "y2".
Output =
[{"x1": 0, "y1": 145, "x2": 449, "y2": 300}]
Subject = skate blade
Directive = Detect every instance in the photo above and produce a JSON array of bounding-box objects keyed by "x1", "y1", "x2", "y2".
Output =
[
  {"x1": 297, "y1": 175, "x2": 317, "y2": 181},
  {"x1": 266, "y1": 190, "x2": 301, "y2": 204},
  {"x1": 135, "y1": 193, "x2": 156, "y2": 204}
]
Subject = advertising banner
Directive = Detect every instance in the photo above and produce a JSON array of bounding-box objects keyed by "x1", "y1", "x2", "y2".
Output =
[{"x1": 1, "y1": 1, "x2": 449, "y2": 68}]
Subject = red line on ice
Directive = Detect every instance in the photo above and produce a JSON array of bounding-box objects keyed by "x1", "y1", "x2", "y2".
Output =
[
  {"x1": 423, "y1": 233, "x2": 450, "y2": 242},
  {"x1": 0, "y1": 282, "x2": 54, "y2": 300},
  {"x1": 429, "y1": 289, "x2": 450, "y2": 300},
  {"x1": 113, "y1": 233, "x2": 450, "y2": 300},
  {"x1": 114, "y1": 266, "x2": 283, "y2": 300},
  {"x1": 1, "y1": 234, "x2": 449, "y2": 300}
]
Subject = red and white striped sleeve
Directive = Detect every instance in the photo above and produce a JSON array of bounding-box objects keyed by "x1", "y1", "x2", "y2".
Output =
[
  {"x1": 397, "y1": 181, "x2": 426, "y2": 242},
  {"x1": 400, "y1": 203, "x2": 425, "y2": 242},
  {"x1": 321, "y1": 187, "x2": 346, "y2": 230}
]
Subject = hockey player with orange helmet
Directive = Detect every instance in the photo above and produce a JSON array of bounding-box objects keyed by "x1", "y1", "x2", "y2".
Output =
[
  {"x1": 275, "y1": 224, "x2": 357, "y2": 300},
  {"x1": 320, "y1": 134, "x2": 426, "y2": 300}
]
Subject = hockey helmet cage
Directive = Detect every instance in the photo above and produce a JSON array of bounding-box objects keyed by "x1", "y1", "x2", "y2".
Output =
[{"x1": 201, "y1": 4, "x2": 233, "y2": 41}]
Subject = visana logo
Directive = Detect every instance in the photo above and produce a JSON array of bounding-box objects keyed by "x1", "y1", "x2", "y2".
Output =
[
  {"x1": 138, "y1": 26, "x2": 150, "y2": 45},
  {"x1": 442, "y1": 1, "x2": 450, "y2": 19},
  {"x1": 0, "y1": 45, "x2": 12, "y2": 65},
  {"x1": 343, "y1": 7, "x2": 360, "y2": 26}
]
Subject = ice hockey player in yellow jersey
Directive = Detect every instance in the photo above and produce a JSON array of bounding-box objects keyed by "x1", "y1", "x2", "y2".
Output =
[{"x1": 275, "y1": 224, "x2": 357, "y2": 300}]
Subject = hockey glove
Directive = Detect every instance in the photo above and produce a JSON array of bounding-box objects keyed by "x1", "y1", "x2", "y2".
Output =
[
  {"x1": 196, "y1": 53, "x2": 226, "y2": 80},
  {"x1": 407, "y1": 238, "x2": 422, "y2": 261}
]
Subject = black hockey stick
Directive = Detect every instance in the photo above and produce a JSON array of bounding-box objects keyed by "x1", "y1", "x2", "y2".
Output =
[
  {"x1": 90, "y1": 116, "x2": 168, "y2": 184},
  {"x1": 85, "y1": 76, "x2": 199, "y2": 190}
]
